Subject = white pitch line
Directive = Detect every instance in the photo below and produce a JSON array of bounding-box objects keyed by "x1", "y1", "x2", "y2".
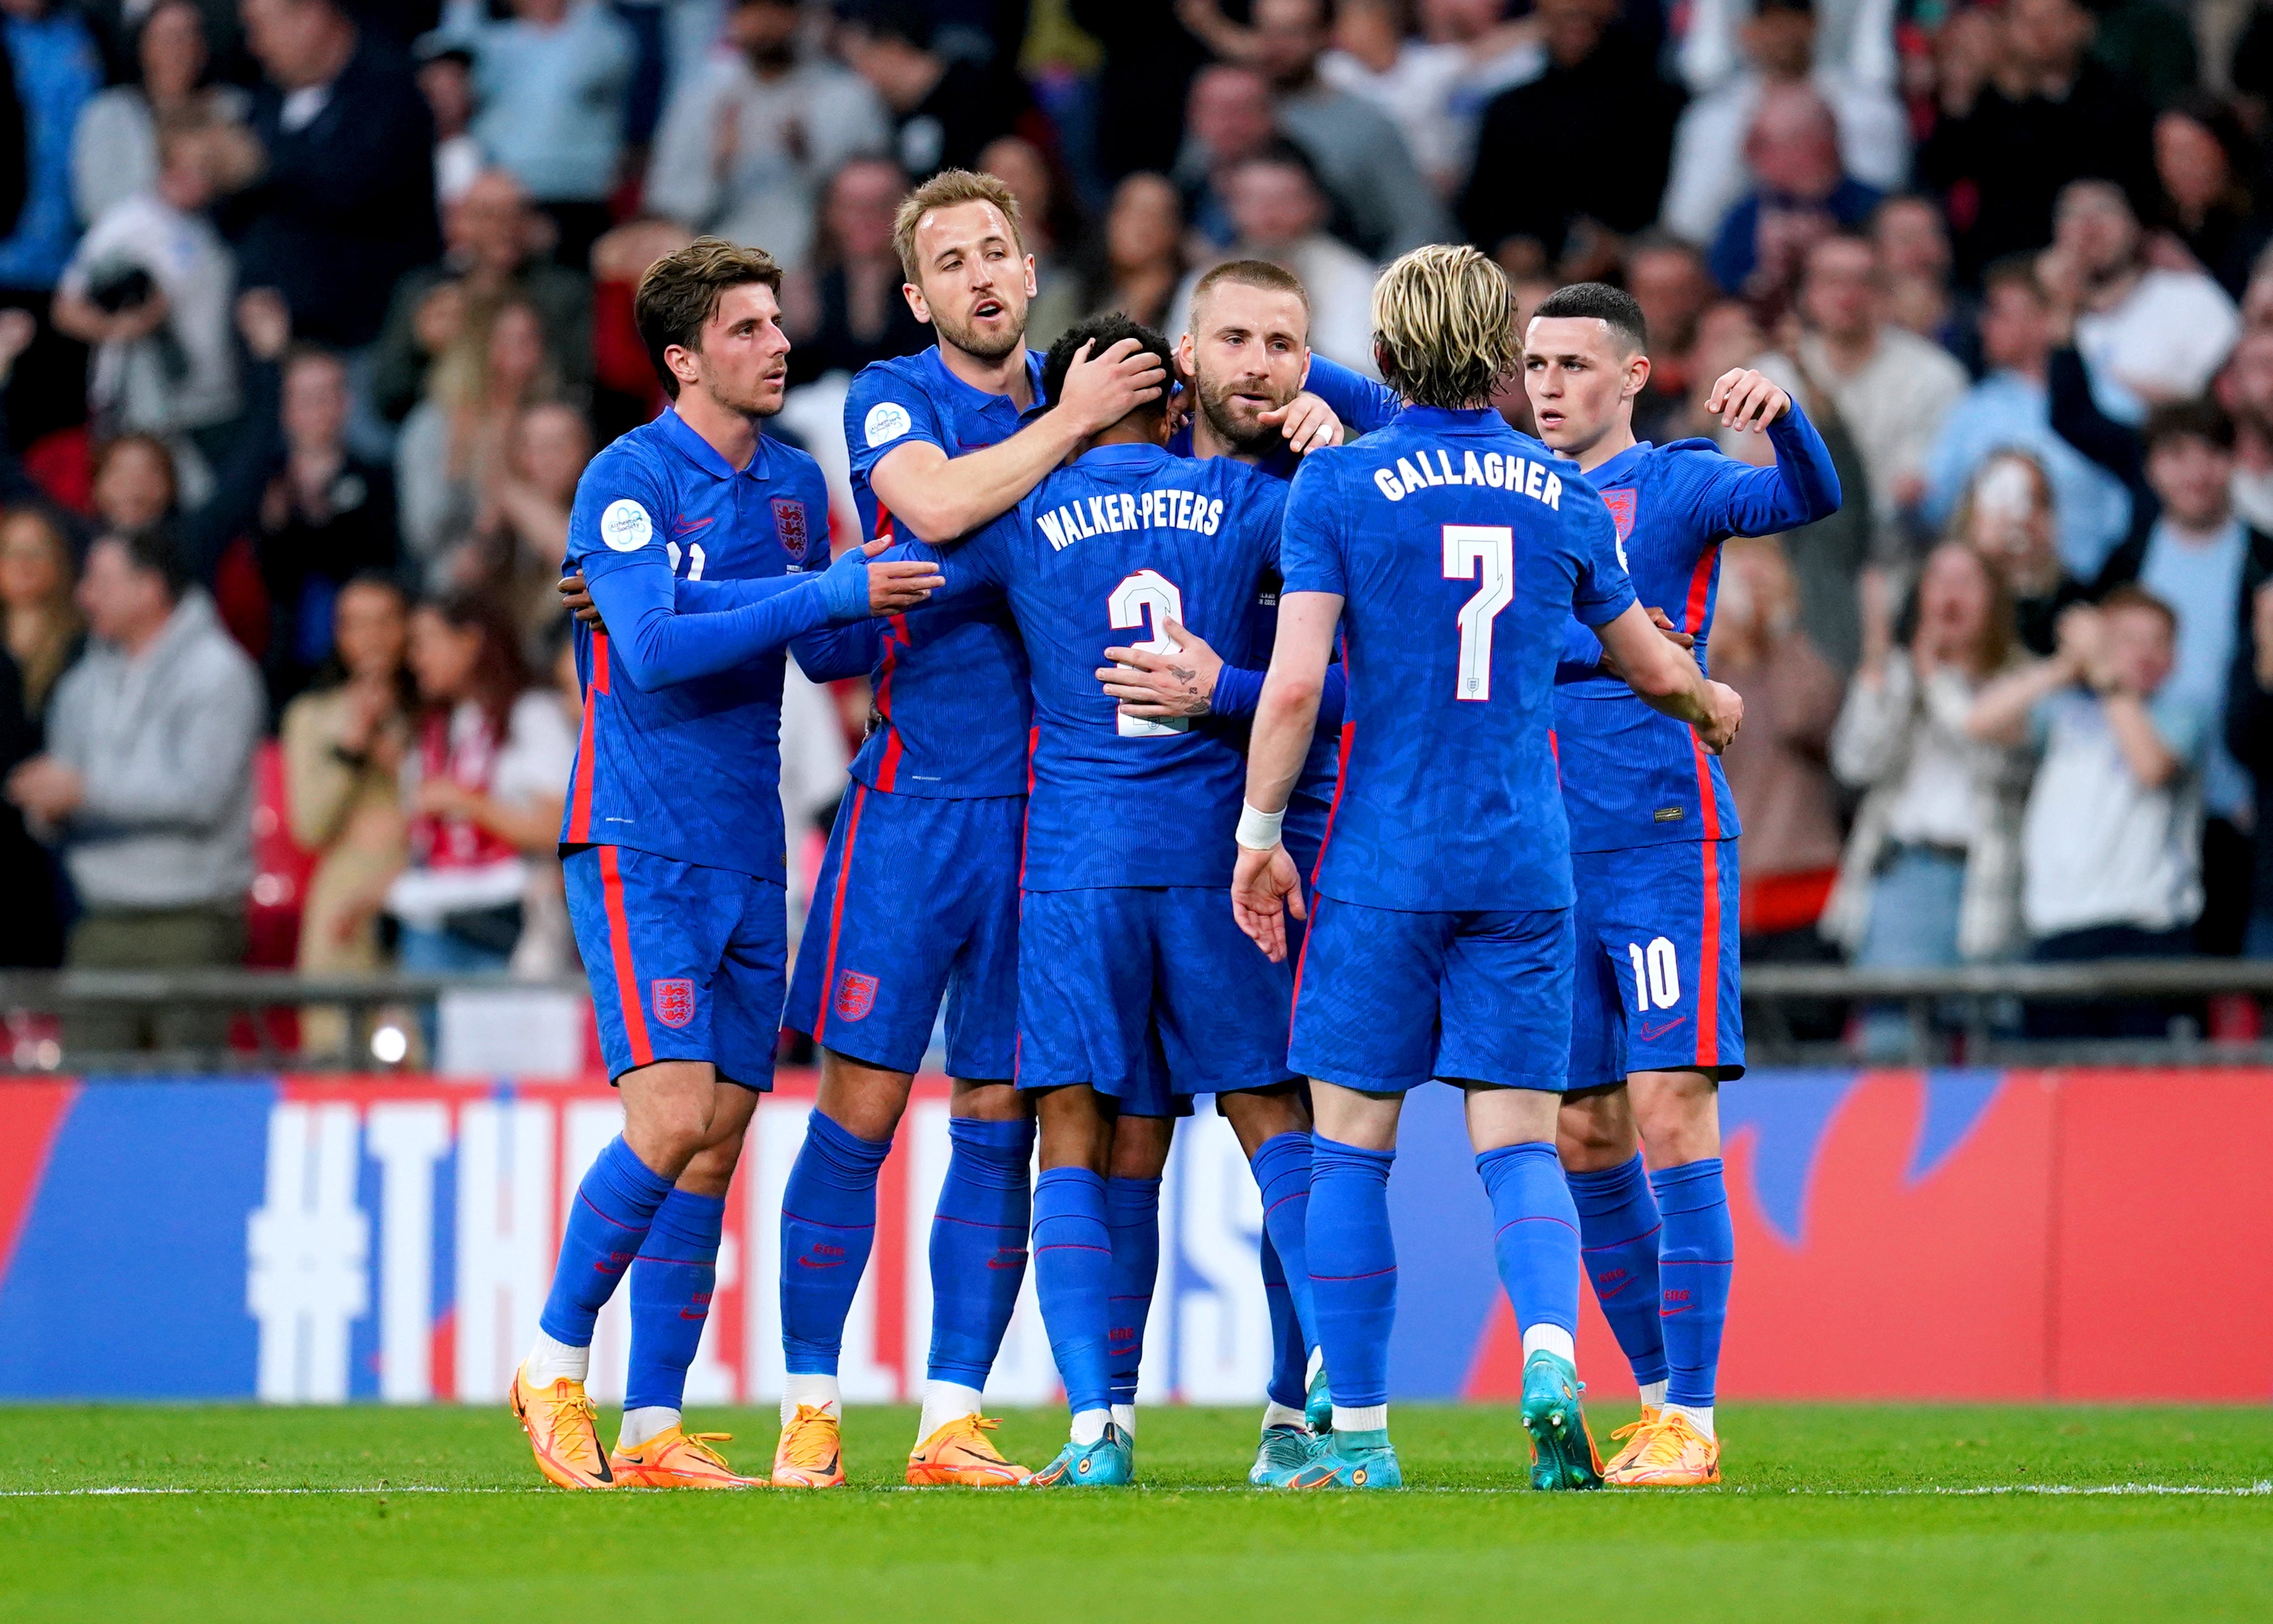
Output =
[{"x1": 1, "y1": 1482, "x2": 2269, "y2": 1499}]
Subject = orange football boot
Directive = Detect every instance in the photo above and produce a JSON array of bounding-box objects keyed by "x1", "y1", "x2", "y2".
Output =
[
  {"x1": 509, "y1": 1365, "x2": 614, "y2": 1490},
  {"x1": 609, "y1": 1427, "x2": 766, "y2": 1488},
  {"x1": 1602, "y1": 1404, "x2": 1663, "y2": 1478},
  {"x1": 771, "y1": 1404, "x2": 847, "y2": 1488},
  {"x1": 906, "y1": 1414, "x2": 1029, "y2": 1487},
  {"x1": 1605, "y1": 1410, "x2": 1720, "y2": 1487}
]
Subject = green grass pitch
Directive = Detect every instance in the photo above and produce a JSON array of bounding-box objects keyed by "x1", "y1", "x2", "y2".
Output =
[{"x1": 2, "y1": 1403, "x2": 2268, "y2": 1622}]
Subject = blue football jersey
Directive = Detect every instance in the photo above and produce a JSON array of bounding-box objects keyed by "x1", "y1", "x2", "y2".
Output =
[
  {"x1": 1555, "y1": 405, "x2": 1840, "y2": 853},
  {"x1": 902, "y1": 443, "x2": 1290, "y2": 891},
  {"x1": 839, "y1": 347, "x2": 1041, "y2": 798},
  {"x1": 562, "y1": 409, "x2": 832, "y2": 883},
  {"x1": 1279, "y1": 405, "x2": 1636, "y2": 913}
]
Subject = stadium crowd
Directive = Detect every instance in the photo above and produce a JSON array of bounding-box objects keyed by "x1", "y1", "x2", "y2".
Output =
[{"x1": 3, "y1": 0, "x2": 2273, "y2": 1055}]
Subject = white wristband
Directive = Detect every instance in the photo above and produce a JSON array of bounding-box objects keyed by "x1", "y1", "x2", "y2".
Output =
[{"x1": 1235, "y1": 801, "x2": 1285, "y2": 851}]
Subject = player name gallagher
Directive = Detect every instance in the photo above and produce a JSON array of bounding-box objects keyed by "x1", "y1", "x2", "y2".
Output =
[{"x1": 1372, "y1": 447, "x2": 1563, "y2": 509}]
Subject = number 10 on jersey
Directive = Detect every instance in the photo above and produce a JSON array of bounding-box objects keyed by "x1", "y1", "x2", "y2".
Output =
[{"x1": 1443, "y1": 525, "x2": 1513, "y2": 701}]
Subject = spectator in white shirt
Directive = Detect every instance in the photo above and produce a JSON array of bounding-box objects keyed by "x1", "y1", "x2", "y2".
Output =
[
  {"x1": 642, "y1": 0, "x2": 889, "y2": 273},
  {"x1": 2042, "y1": 177, "x2": 2240, "y2": 425},
  {"x1": 71, "y1": 0, "x2": 249, "y2": 228}
]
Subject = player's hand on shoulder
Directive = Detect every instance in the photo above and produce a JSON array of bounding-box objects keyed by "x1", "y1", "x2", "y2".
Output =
[
  {"x1": 558, "y1": 570, "x2": 603, "y2": 630},
  {"x1": 1098, "y1": 618, "x2": 1222, "y2": 717},
  {"x1": 1231, "y1": 843, "x2": 1306, "y2": 964},
  {"x1": 1697, "y1": 679, "x2": 1745, "y2": 754},
  {"x1": 1706, "y1": 367, "x2": 1790, "y2": 433},
  {"x1": 844, "y1": 535, "x2": 945, "y2": 618},
  {"x1": 1056, "y1": 337, "x2": 1167, "y2": 434},
  {"x1": 1260, "y1": 391, "x2": 1344, "y2": 456}
]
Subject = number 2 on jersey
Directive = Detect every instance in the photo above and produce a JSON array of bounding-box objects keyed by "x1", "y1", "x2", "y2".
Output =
[
  {"x1": 1108, "y1": 568, "x2": 1189, "y2": 737},
  {"x1": 1442, "y1": 525, "x2": 1514, "y2": 701}
]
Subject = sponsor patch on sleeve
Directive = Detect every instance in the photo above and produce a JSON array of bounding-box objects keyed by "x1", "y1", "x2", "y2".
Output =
[
  {"x1": 600, "y1": 498, "x2": 654, "y2": 553},
  {"x1": 864, "y1": 400, "x2": 913, "y2": 448}
]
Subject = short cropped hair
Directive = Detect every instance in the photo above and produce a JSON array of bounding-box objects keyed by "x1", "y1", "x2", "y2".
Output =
[
  {"x1": 1190, "y1": 257, "x2": 1311, "y2": 326},
  {"x1": 111, "y1": 524, "x2": 189, "y2": 602},
  {"x1": 2098, "y1": 582, "x2": 2178, "y2": 633},
  {"x1": 1369, "y1": 243, "x2": 1520, "y2": 410},
  {"x1": 892, "y1": 168, "x2": 1024, "y2": 287},
  {"x1": 1530, "y1": 280, "x2": 1649, "y2": 355},
  {"x1": 1043, "y1": 312, "x2": 1174, "y2": 423},
  {"x1": 634, "y1": 236, "x2": 784, "y2": 399},
  {"x1": 2142, "y1": 397, "x2": 2235, "y2": 455}
]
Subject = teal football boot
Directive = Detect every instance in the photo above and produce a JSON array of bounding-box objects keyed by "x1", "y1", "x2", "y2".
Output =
[
  {"x1": 1305, "y1": 1360, "x2": 1332, "y2": 1436},
  {"x1": 1249, "y1": 1423, "x2": 1313, "y2": 1486},
  {"x1": 1021, "y1": 1425, "x2": 1134, "y2": 1488},
  {"x1": 1519, "y1": 1350, "x2": 1603, "y2": 1491},
  {"x1": 1278, "y1": 1427, "x2": 1402, "y2": 1490}
]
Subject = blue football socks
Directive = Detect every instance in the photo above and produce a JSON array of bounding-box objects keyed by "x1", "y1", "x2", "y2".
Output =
[
  {"x1": 1476, "y1": 1141, "x2": 1580, "y2": 1347},
  {"x1": 1032, "y1": 1166, "x2": 1115, "y2": 1420},
  {"x1": 925, "y1": 1115, "x2": 1034, "y2": 1389},
  {"x1": 1250, "y1": 1131, "x2": 1318, "y2": 1410},
  {"x1": 624, "y1": 1188, "x2": 725, "y2": 1413},
  {"x1": 1105, "y1": 1175, "x2": 1162, "y2": 1408},
  {"x1": 1652, "y1": 1158, "x2": 1733, "y2": 1410},
  {"x1": 538, "y1": 1135, "x2": 676, "y2": 1347},
  {"x1": 1307, "y1": 1136, "x2": 1397, "y2": 1411},
  {"x1": 779, "y1": 1109, "x2": 892, "y2": 1376},
  {"x1": 1260, "y1": 1229, "x2": 1308, "y2": 1410},
  {"x1": 1568, "y1": 1153, "x2": 1670, "y2": 1390}
]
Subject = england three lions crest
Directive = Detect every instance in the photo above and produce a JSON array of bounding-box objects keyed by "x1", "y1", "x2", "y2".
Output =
[
  {"x1": 652, "y1": 978, "x2": 697, "y2": 1029},
  {"x1": 772, "y1": 498, "x2": 809, "y2": 557},
  {"x1": 834, "y1": 970, "x2": 878, "y2": 1021}
]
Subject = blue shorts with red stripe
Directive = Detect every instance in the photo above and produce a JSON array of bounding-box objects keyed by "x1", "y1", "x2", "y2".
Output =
[
  {"x1": 1016, "y1": 886, "x2": 1296, "y2": 1104},
  {"x1": 1290, "y1": 897, "x2": 1574, "y2": 1092},
  {"x1": 784, "y1": 785, "x2": 1023, "y2": 1079},
  {"x1": 1566, "y1": 837, "x2": 1745, "y2": 1091},
  {"x1": 564, "y1": 844, "x2": 785, "y2": 1089}
]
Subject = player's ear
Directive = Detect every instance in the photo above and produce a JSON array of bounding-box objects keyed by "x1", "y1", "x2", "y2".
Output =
[
  {"x1": 665, "y1": 341, "x2": 701, "y2": 391},
  {"x1": 1022, "y1": 255, "x2": 1037, "y2": 297},
  {"x1": 1625, "y1": 351, "x2": 1652, "y2": 400},
  {"x1": 902, "y1": 281, "x2": 931, "y2": 325}
]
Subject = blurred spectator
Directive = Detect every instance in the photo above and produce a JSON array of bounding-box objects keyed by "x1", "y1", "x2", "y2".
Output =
[
  {"x1": 1173, "y1": 144, "x2": 1378, "y2": 374},
  {"x1": 1873, "y1": 194, "x2": 1962, "y2": 357},
  {"x1": 1174, "y1": 63, "x2": 1279, "y2": 252},
  {"x1": 2220, "y1": 327, "x2": 2273, "y2": 533},
  {"x1": 439, "y1": 0, "x2": 632, "y2": 270},
  {"x1": 7, "y1": 526, "x2": 261, "y2": 1051},
  {"x1": 1947, "y1": 449, "x2": 2091, "y2": 656},
  {"x1": 1678, "y1": 0, "x2": 1897, "y2": 98},
  {"x1": 835, "y1": 0, "x2": 1033, "y2": 181},
  {"x1": 397, "y1": 295, "x2": 560, "y2": 581},
  {"x1": 1660, "y1": 0, "x2": 1906, "y2": 251},
  {"x1": 280, "y1": 572, "x2": 410, "y2": 995},
  {"x1": 585, "y1": 212, "x2": 692, "y2": 438},
  {"x1": 1759, "y1": 232, "x2": 1967, "y2": 557},
  {"x1": 2089, "y1": 0, "x2": 2197, "y2": 111},
  {"x1": 462, "y1": 400, "x2": 587, "y2": 657},
  {"x1": 1923, "y1": 255, "x2": 2133, "y2": 581},
  {"x1": 383, "y1": 590, "x2": 572, "y2": 976},
  {"x1": 71, "y1": 0, "x2": 249, "y2": 228},
  {"x1": 89, "y1": 431, "x2": 174, "y2": 537},
  {"x1": 1705, "y1": 83, "x2": 1881, "y2": 301},
  {"x1": 0, "y1": 503, "x2": 76, "y2": 728},
  {"x1": 1082, "y1": 173, "x2": 1185, "y2": 334},
  {"x1": 782, "y1": 155, "x2": 929, "y2": 386},
  {"x1": 979, "y1": 134, "x2": 1082, "y2": 347},
  {"x1": 1318, "y1": 0, "x2": 1468, "y2": 193},
  {"x1": 0, "y1": 636, "x2": 58, "y2": 964},
  {"x1": 0, "y1": 0, "x2": 101, "y2": 446},
  {"x1": 1969, "y1": 590, "x2": 2204, "y2": 1023},
  {"x1": 1415, "y1": 0, "x2": 1543, "y2": 183},
  {"x1": 2150, "y1": 95, "x2": 2266, "y2": 300},
  {"x1": 370, "y1": 167, "x2": 592, "y2": 425},
  {"x1": 234, "y1": 0, "x2": 441, "y2": 351},
  {"x1": 1826, "y1": 545, "x2": 2034, "y2": 1054},
  {"x1": 252, "y1": 344, "x2": 397, "y2": 711},
  {"x1": 1459, "y1": 0, "x2": 1683, "y2": 275},
  {"x1": 1624, "y1": 233, "x2": 1714, "y2": 441},
  {"x1": 53, "y1": 113, "x2": 245, "y2": 478},
  {"x1": 1714, "y1": 534, "x2": 1847, "y2": 949},
  {"x1": 2045, "y1": 178, "x2": 2238, "y2": 423},
  {"x1": 1181, "y1": 0, "x2": 1452, "y2": 257},
  {"x1": 1068, "y1": 0, "x2": 1212, "y2": 182},
  {"x1": 412, "y1": 36, "x2": 481, "y2": 207},
  {"x1": 1918, "y1": 0, "x2": 2155, "y2": 280},
  {"x1": 642, "y1": 0, "x2": 889, "y2": 274}
]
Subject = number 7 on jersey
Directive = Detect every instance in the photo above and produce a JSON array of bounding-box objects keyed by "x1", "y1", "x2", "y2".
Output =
[{"x1": 1443, "y1": 524, "x2": 1514, "y2": 701}]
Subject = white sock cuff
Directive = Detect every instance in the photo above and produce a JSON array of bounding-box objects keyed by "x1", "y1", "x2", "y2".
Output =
[
  {"x1": 1332, "y1": 1403, "x2": 1387, "y2": 1433},
  {"x1": 781, "y1": 1372, "x2": 842, "y2": 1425},
  {"x1": 1520, "y1": 1324, "x2": 1577, "y2": 1364},
  {"x1": 617, "y1": 1406, "x2": 679, "y2": 1451},
  {"x1": 917, "y1": 1380, "x2": 986, "y2": 1444},
  {"x1": 522, "y1": 1330, "x2": 590, "y2": 1387},
  {"x1": 1665, "y1": 1402, "x2": 1715, "y2": 1440},
  {"x1": 1070, "y1": 1407, "x2": 1111, "y2": 1445},
  {"x1": 1261, "y1": 1401, "x2": 1307, "y2": 1433},
  {"x1": 1110, "y1": 1402, "x2": 1138, "y2": 1438},
  {"x1": 1639, "y1": 1380, "x2": 1669, "y2": 1409}
]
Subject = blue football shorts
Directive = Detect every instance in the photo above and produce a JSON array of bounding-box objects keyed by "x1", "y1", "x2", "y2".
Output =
[
  {"x1": 564, "y1": 844, "x2": 785, "y2": 1090},
  {"x1": 1016, "y1": 886, "x2": 1296, "y2": 1105},
  {"x1": 1566, "y1": 838, "x2": 1745, "y2": 1091},
  {"x1": 784, "y1": 784, "x2": 1024, "y2": 1080},
  {"x1": 1290, "y1": 896, "x2": 1574, "y2": 1092}
]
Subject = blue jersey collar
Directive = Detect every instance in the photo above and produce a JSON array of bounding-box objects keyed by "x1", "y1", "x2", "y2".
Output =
[
  {"x1": 923, "y1": 343, "x2": 1046, "y2": 417},
  {"x1": 656, "y1": 405, "x2": 772, "y2": 482},
  {"x1": 1074, "y1": 441, "x2": 1175, "y2": 471},
  {"x1": 1587, "y1": 439, "x2": 1656, "y2": 487},
  {"x1": 1393, "y1": 404, "x2": 1504, "y2": 434}
]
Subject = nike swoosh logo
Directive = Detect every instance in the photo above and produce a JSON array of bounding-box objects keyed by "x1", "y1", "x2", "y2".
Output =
[
  {"x1": 796, "y1": 1257, "x2": 845, "y2": 1269},
  {"x1": 1594, "y1": 1279, "x2": 1634, "y2": 1300},
  {"x1": 671, "y1": 516, "x2": 715, "y2": 535},
  {"x1": 1639, "y1": 1017, "x2": 1688, "y2": 1041},
  {"x1": 679, "y1": 1308, "x2": 705, "y2": 1320}
]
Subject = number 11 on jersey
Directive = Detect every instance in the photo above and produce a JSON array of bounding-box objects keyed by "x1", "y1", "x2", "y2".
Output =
[{"x1": 1443, "y1": 525, "x2": 1513, "y2": 701}]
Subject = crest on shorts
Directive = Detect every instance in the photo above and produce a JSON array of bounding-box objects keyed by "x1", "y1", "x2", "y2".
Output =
[
  {"x1": 834, "y1": 970, "x2": 878, "y2": 1021},
  {"x1": 772, "y1": 498, "x2": 809, "y2": 557},
  {"x1": 1602, "y1": 487, "x2": 1637, "y2": 542},
  {"x1": 652, "y1": 978, "x2": 696, "y2": 1029}
]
